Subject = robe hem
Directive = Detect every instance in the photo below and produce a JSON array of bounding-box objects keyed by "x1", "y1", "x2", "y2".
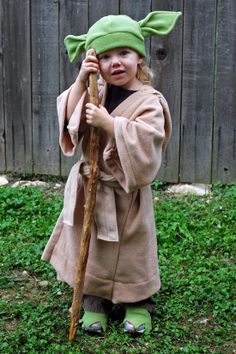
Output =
[
  {"x1": 46, "y1": 252, "x2": 161, "y2": 304},
  {"x1": 84, "y1": 271, "x2": 161, "y2": 304}
]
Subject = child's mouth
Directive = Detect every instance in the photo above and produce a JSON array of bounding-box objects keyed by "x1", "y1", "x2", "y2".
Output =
[{"x1": 111, "y1": 70, "x2": 125, "y2": 76}]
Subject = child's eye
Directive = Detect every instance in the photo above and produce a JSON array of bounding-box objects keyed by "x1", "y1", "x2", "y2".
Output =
[
  {"x1": 120, "y1": 50, "x2": 130, "y2": 56},
  {"x1": 99, "y1": 54, "x2": 110, "y2": 61}
]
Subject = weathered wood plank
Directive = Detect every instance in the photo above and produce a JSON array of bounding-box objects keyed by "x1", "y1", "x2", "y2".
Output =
[
  {"x1": 31, "y1": 0, "x2": 60, "y2": 174},
  {"x1": 0, "y1": 0, "x2": 5, "y2": 171},
  {"x1": 120, "y1": 0, "x2": 152, "y2": 60},
  {"x1": 180, "y1": 0, "x2": 217, "y2": 183},
  {"x1": 3, "y1": 0, "x2": 32, "y2": 173},
  {"x1": 59, "y1": 0, "x2": 89, "y2": 176},
  {"x1": 212, "y1": 0, "x2": 236, "y2": 183},
  {"x1": 88, "y1": 0, "x2": 119, "y2": 25},
  {"x1": 151, "y1": 0, "x2": 183, "y2": 182},
  {"x1": 120, "y1": 0, "x2": 151, "y2": 19},
  {"x1": 60, "y1": 1, "x2": 89, "y2": 91}
]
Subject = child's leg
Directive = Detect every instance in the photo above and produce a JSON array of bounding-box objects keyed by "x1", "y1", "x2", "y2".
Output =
[
  {"x1": 83, "y1": 295, "x2": 113, "y2": 314},
  {"x1": 81, "y1": 295, "x2": 113, "y2": 333}
]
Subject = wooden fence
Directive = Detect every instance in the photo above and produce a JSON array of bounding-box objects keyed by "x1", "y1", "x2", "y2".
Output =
[{"x1": 0, "y1": 0, "x2": 235, "y2": 183}]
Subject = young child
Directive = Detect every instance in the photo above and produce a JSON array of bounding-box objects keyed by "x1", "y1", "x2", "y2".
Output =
[{"x1": 42, "y1": 11, "x2": 181, "y2": 334}]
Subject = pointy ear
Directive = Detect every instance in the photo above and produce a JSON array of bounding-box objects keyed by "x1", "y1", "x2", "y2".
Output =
[{"x1": 139, "y1": 11, "x2": 182, "y2": 37}]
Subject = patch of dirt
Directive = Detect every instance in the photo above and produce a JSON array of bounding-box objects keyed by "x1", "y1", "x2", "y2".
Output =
[{"x1": 0, "y1": 270, "x2": 49, "y2": 303}]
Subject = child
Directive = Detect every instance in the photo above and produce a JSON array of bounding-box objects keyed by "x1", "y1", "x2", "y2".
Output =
[{"x1": 42, "y1": 11, "x2": 181, "y2": 334}]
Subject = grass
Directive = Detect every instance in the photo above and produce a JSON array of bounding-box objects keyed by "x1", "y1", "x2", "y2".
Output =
[{"x1": 0, "y1": 183, "x2": 235, "y2": 353}]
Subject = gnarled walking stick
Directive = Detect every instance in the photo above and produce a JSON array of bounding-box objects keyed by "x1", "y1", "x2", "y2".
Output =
[{"x1": 69, "y1": 49, "x2": 99, "y2": 341}]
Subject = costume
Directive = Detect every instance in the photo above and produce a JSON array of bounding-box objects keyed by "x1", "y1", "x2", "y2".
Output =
[
  {"x1": 42, "y1": 12, "x2": 181, "y2": 335},
  {"x1": 41, "y1": 80, "x2": 172, "y2": 304}
]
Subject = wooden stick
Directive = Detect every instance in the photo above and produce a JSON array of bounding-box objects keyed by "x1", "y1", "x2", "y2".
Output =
[{"x1": 69, "y1": 49, "x2": 99, "y2": 341}]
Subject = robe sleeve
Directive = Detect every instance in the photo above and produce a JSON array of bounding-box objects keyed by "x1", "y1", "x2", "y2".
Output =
[
  {"x1": 57, "y1": 84, "x2": 89, "y2": 156},
  {"x1": 108, "y1": 94, "x2": 171, "y2": 193}
]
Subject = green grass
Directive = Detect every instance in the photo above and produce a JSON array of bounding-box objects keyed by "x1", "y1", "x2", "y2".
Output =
[{"x1": 0, "y1": 184, "x2": 235, "y2": 353}]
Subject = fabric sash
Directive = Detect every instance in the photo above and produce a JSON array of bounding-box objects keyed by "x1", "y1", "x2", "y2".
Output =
[{"x1": 63, "y1": 161, "x2": 120, "y2": 242}]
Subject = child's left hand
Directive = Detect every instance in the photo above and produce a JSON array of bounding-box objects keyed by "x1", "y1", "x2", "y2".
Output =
[{"x1": 85, "y1": 103, "x2": 114, "y2": 135}]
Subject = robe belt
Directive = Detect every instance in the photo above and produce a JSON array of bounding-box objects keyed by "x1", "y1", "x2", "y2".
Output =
[{"x1": 63, "y1": 160, "x2": 120, "y2": 242}]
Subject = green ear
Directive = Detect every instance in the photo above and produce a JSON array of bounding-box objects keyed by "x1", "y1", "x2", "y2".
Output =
[
  {"x1": 139, "y1": 11, "x2": 182, "y2": 37},
  {"x1": 64, "y1": 34, "x2": 87, "y2": 63}
]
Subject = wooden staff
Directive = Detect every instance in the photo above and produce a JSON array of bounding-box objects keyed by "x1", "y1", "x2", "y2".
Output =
[{"x1": 69, "y1": 49, "x2": 99, "y2": 341}]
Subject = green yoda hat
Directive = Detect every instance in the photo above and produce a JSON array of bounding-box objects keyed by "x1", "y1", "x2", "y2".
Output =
[{"x1": 64, "y1": 11, "x2": 182, "y2": 63}]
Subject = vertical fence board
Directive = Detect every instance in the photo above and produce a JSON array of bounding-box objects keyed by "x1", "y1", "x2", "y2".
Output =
[
  {"x1": 3, "y1": 0, "x2": 32, "y2": 173},
  {"x1": 180, "y1": 0, "x2": 217, "y2": 183},
  {"x1": 120, "y1": 0, "x2": 151, "y2": 18},
  {"x1": 89, "y1": 0, "x2": 119, "y2": 25},
  {"x1": 151, "y1": 0, "x2": 183, "y2": 182},
  {"x1": 59, "y1": 0, "x2": 89, "y2": 176},
  {"x1": 120, "y1": 0, "x2": 152, "y2": 59},
  {"x1": 212, "y1": 0, "x2": 236, "y2": 183},
  {"x1": 60, "y1": 1, "x2": 89, "y2": 92},
  {"x1": 0, "y1": 0, "x2": 5, "y2": 171},
  {"x1": 31, "y1": 0, "x2": 60, "y2": 174}
]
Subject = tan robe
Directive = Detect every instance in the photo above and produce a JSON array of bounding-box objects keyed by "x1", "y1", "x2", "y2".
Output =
[{"x1": 41, "y1": 81, "x2": 172, "y2": 304}]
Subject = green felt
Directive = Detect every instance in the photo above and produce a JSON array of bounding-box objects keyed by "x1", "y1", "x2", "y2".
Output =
[
  {"x1": 123, "y1": 307, "x2": 152, "y2": 333},
  {"x1": 80, "y1": 311, "x2": 108, "y2": 331}
]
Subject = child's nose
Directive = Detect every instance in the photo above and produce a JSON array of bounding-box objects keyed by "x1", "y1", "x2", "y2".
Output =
[{"x1": 111, "y1": 56, "x2": 121, "y2": 67}]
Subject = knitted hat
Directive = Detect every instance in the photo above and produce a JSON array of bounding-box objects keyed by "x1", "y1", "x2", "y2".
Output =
[{"x1": 64, "y1": 11, "x2": 181, "y2": 62}]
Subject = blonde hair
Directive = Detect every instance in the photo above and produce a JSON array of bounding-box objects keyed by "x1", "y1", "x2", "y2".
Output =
[{"x1": 136, "y1": 61, "x2": 154, "y2": 85}]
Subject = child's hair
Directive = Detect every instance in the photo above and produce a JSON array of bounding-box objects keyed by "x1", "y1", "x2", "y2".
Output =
[{"x1": 136, "y1": 61, "x2": 154, "y2": 85}]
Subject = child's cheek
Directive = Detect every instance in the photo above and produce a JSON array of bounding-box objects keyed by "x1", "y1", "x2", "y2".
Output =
[
  {"x1": 99, "y1": 68, "x2": 109, "y2": 82},
  {"x1": 99, "y1": 61, "x2": 109, "y2": 74},
  {"x1": 99, "y1": 63, "x2": 105, "y2": 75}
]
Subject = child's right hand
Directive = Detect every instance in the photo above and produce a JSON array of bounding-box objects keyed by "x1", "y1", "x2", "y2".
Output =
[{"x1": 77, "y1": 49, "x2": 99, "y2": 84}]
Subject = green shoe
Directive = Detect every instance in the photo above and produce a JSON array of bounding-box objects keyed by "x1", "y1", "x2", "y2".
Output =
[
  {"x1": 123, "y1": 307, "x2": 152, "y2": 334},
  {"x1": 80, "y1": 311, "x2": 108, "y2": 333}
]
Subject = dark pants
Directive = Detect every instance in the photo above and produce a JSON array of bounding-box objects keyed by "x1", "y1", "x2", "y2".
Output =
[{"x1": 83, "y1": 295, "x2": 156, "y2": 315}]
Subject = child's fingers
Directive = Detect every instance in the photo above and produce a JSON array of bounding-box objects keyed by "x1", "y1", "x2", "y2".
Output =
[
  {"x1": 86, "y1": 48, "x2": 96, "y2": 56},
  {"x1": 86, "y1": 104, "x2": 98, "y2": 119},
  {"x1": 85, "y1": 107, "x2": 94, "y2": 125},
  {"x1": 84, "y1": 55, "x2": 99, "y2": 64},
  {"x1": 83, "y1": 66, "x2": 99, "y2": 74},
  {"x1": 85, "y1": 108, "x2": 93, "y2": 119},
  {"x1": 86, "y1": 103, "x2": 100, "y2": 112},
  {"x1": 82, "y1": 59, "x2": 99, "y2": 72},
  {"x1": 86, "y1": 49, "x2": 93, "y2": 56},
  {"x1": 85, "y1": 63, "x2": 99, "y2": 71},
  {"x1": 86, "y1": 103, "x2": 95, "y2": 109}
]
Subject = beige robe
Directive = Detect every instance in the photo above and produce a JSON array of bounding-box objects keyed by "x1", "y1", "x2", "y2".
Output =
[{"x1": 41, "y1": 81, "x2": 172, "y2": 304}]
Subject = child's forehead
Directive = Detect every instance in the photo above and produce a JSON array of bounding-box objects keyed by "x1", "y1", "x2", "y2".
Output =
[{"x1": 98, "y1": 47, "x2": 136, "y2": 56}]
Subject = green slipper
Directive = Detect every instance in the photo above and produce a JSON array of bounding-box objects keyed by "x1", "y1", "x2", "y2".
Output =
[
  {"x1": 123, "y1": 307, "x2": 152, "y2": 334},
  {"x1": 80, "y1": 311, "x2": 108, "y2": 333}
]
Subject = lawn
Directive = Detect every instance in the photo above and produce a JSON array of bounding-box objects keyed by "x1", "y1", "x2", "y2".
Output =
[{"x1": 0, "y1": 183, "x2": 235, "y2": 353}]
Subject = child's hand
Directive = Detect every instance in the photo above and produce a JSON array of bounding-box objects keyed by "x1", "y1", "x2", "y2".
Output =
[
  {"x1": 77, "y1": 49, "x2": 99, "y2": 84},
  {"x1": 85, "y1": 103, "x2": 114, "y2": 136}
]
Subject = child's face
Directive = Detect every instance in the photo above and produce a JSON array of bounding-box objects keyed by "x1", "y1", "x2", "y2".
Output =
[{"x1": 98, "y1": 48, "x2": 142, "y2": 90}]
